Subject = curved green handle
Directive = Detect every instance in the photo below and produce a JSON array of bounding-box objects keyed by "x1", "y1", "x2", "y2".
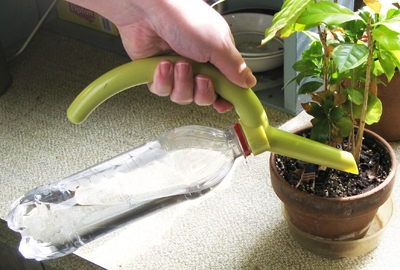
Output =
[
  {"x1": 68, "y1": 56, "x2": 271, "y2": 155},
  {"x1": 67, "y1": 56, "x2": 358, "y2": 174}
]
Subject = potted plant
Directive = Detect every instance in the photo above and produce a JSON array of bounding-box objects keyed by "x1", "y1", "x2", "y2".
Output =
[{"x1": 262, "y1": 0, "x2": 398, "y2": 257}]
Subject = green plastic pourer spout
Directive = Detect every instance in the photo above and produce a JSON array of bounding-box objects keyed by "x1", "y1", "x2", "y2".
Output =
[{"x1": 67, "y1": 56, "x2": 358, "y2": 174}]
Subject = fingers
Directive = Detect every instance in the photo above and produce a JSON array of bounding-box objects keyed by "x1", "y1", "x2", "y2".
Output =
[
  {"x1": 213, "y1": 98, "x2": 234, "y2": 113},
  {"x1": 210, "y1": 46, "x2": 257, "y2": 90},
  {"x1": 170, "y1": 61, "x2": 194, "y2": 105},
  {"x1": 148, "y1": 60, "x2": 174, "y2": 96},
  {"x1": 148, "y1": 60, "x2": 193, "y2": 103},
  {"x1": 149, "y1": 60, "x2": 232, "y2": 111},
  {"x1": 195, "y1": 76, "x2": 233, "y2": 112},
  {"x1": 194, "y1": 75, "x2": 217, "y2": 106}
]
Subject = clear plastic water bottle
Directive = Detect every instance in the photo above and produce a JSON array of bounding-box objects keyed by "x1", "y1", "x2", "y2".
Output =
[{"x1": 7, "y1": 124, "x2": 250, "y2": 261}]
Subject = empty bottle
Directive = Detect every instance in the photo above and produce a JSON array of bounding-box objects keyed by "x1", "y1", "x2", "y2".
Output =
[{"x1": 7, "y1": 124, "x2": 250, "y2": 261}]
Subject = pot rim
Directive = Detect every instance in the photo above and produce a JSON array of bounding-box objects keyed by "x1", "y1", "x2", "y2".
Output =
[{"x1": 269, "y1": 125, "x2": 397, "y2": 202}]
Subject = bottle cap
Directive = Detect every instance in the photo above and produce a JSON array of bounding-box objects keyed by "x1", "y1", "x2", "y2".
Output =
[{"x1": 233, "y1": 123, "x2": 251, "y2": 157}]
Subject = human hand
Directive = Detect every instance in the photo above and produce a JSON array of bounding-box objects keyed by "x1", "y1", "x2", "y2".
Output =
[{"x1": 67, "y1": 0, "x2": 257, "y2": 112}]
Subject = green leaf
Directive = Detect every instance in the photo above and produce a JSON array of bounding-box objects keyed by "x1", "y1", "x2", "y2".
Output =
[
  {"x1": 298, "y1": 81, "x2": 323, "y2": 95},
  {"x1": 328, "y1": 71, "x2": 343, "y2": 85},
  {"x1": 346, "y1": 87, "x2": 364, "y2": 105},
  {"x1": 375, "y1": 12, "x2": 400, "y2": 33},
  {"x1": 330, "y1": 107, "x2": 347, "y2": 120},
  {"x1": 334, "y1": 116, "x2": 353, "y2": 137},
  {"x1": 346, "y1": 90, "x2": 382, "y2": 125},
  {"x1": 295, "y1": 72, "x2": 310, "y2": 85},
  {"x1": 377, "y1": 49, "x2": 396, "y2": 81},
  {"x1": 296, "y1": 2, "x2": 361, "y2": 30},
  {"x1": 292, "y1": 58, "x2": 321, "y2": 85},
  {"x1": 305, "y1": 102, "x2": 326, "y2": 119},
  {"x1": 310, "y1": 119, "x2": 330, "y2": 144},
  {"x1": 342, "y1": 19, "x2": 367, "y2": 41},
  {"x1": 373, "y1": 60, "x2": 385, "y2": 77},
  {"x1": 305, "y1": 40, "x2": 324, "y2": 59},
  {"x1": 323, "y1": 92, "x2": 335, "y2": 115},
  {"x1": 386, "y1": 7, "x2": 400, "y2": 19},
  {"x1": 365, "y1": 95, "x2": 382, "y2": 125},
  {"x1": 375, "y1": 20, "x2": 400, "y2": 34},
  {"x1": 262, "y1": 0, "x2": 313, "y2": 44},
  {"x1": 292, "y1": 58, "x2": 316, "y2": 72},
  {"x1": 373, "y1": 26, "x2": 400, "y2": 51},
  {"x1": 386, "y1": 50, "x2": 400, "y2": 70},
  {"x1": 332, "y1": 44, "x2": 369, "y2": 73}
]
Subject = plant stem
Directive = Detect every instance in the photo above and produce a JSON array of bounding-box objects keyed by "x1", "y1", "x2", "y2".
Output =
[
  {"x1": 346, "y1": 69, "x2": 356, "y2": 152},
  {"x1": 318, "y1": 26, "x2": 329, "y2": 93},
  {"x1": 353, "y1": 15, "x2": 373, "y2": 163}
]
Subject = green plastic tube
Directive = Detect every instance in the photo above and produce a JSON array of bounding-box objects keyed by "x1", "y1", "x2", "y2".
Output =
[{"x1": 67, "y1": 56, "x2": 358, "y2": 174}]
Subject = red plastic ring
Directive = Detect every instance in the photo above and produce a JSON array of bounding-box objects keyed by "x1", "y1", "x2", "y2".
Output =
[{"x1": 232, "y1": 123, "x2": 251, "y2": 157}]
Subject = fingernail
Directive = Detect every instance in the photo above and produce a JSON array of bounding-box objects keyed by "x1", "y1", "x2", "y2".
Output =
[
  {"x1": 195, "y1": 76, "x2": 209, "y2": 91},
  {"x1": 160, "y1": 61, "x2": 172, "y2": 76},
  {"x1": 176, "y1": 62, "x2": 190, "y2": 77},
  {"x1": 246, "y1": 73, "x2": 257, "y2": 88}
]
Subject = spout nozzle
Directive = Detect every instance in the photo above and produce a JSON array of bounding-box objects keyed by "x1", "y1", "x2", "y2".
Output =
[{"x1": 267, "y1": 127, "x2": 359, "y2": 174}]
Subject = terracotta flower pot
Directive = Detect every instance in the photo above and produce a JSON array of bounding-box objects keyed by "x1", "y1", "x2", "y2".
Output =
[
  {"x1": 366, "y1": 72, "x2": 400, "y2": 142},
  {"x1": 269, "y1": 126, "x2": 396, "y2": 256}
]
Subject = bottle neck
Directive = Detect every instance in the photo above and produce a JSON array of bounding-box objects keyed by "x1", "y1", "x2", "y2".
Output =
[{"x1": 228, "y1": 123, "x2": 251, "y2": 158}]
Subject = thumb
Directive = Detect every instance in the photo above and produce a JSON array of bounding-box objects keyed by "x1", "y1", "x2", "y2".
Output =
[{"x1": 210, "y1": 48, "x2": 257, "y2": 89}]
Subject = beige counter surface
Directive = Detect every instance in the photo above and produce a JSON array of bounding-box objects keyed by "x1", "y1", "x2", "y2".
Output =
[{"x1": 1, "y1": 30, "x2": 399, "y2": 270}]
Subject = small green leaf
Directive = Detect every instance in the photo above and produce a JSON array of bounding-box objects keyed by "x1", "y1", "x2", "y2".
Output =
[
  {"x1": 305, "y1": 40, "x2": 324, "y2": 59},
  {"x1": 332, "y1": 44, "x2": 369, "y2": 73},
  {"x1": 347, "y1": 92, "x2": 382, "y2": 124},
  {"x1": 330, "y1": 107, "x2": 347, "y2": 120},
  {"x1": 365, "y1": 96, "x2": 383, "y2": 125},
  {"x1": 298, "y1": 81, "x2": 323, "y2": 95},
  {"x1": 310, "y1": 119, "x2": 330, "y2": 144},
  {"x1": 334, "y1": 116, "x2": 353, "y2": 137},
  {"x1": 292, "y1": 59, "x2": 316, "y2": 72},
  {"x1": 346, "y1": 88, "x2": 364, "y2": 105},
  {"x1": 382, "y1": 49, "x2": 400, "y2": 71},
  {"x1": 386, "y1": 7, "x2": 400, "y2": 19},
  {"x1": 342, "y1": 19, "x2": 367, "y2": 41},
  {"x1": 292, "y1": 58, "x2": 320, "y2": 85},
  {"x1": 375, "y1": 12, "x2": 400, "y2": 33},
  {"x1": 296, "y1": 2, "x2": 361, "y2": 30},
  {"x1": 375, "y1": 20, "x2": 400, "y2": 34},
  {"x1": 377, "y1": 49, "x2": 396, "y2": 81},
  {"x1": 295, "y1": 72, "x2": 310, "y2": 85},
  {"x1": 304, "y1": 102, "x2": 326, "y2": 119},
  {"x1": 373, "y1": 58, "x2": 385, "y2": 77},
  {"x1": 262, "y1": 0, "x2": 313, "y2": 44},
  {"x1": 323, "y1": 93, "x2": 335, "y2": 115},
  {"x1": 373, "y1": 26, "x2": 400, "y2": 51}
]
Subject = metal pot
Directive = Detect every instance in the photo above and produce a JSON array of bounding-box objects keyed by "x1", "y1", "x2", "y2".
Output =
[{"x1": 223, "y1": 13, "x2": 284, "y2": 72}]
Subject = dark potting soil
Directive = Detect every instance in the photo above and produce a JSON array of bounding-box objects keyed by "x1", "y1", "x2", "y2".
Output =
[{"x1": 275, "y1": 134, "x2": 392, "y2": 198}]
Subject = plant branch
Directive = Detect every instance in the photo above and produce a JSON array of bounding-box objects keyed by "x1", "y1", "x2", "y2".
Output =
[
  {"x1": 319, "y1": 26, "x2": 329, "y2": 93},
  {"x1": 353, "y1": 14, "x2": 373, "y2": 163}
]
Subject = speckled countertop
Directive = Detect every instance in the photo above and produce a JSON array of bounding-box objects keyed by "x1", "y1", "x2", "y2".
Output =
[{"x1": 1, "y1": 30, "x2": 399, "y2": 270}]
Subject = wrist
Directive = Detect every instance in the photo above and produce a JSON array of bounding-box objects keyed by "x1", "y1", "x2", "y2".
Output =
[{"x1": 65, "y1": 0, "x2": 181, "y2": 26}]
